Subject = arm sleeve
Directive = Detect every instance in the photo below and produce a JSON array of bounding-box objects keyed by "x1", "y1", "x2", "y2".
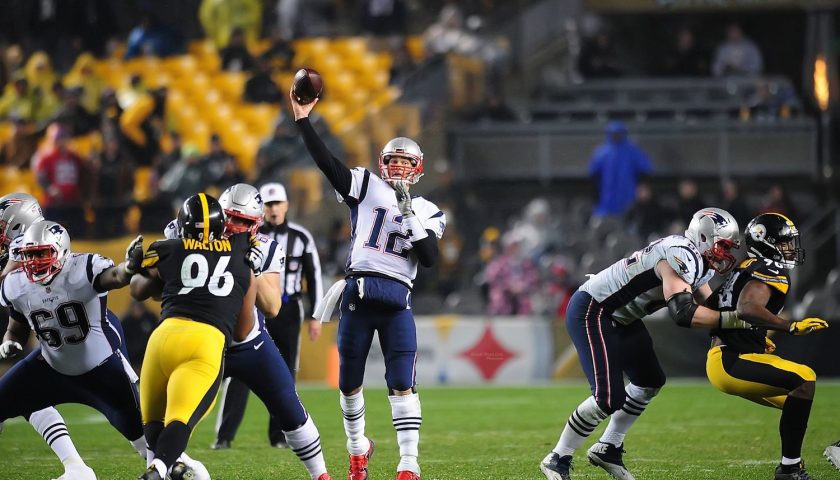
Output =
[
  {"x1": 301, "y1": 229, "x2": 323, "y2": 316},
  {"x1": 296, "y1": 117, "x2": 352, "y2": 197},
  {"x1": 412, "y1": 232, "x2": 439, "y2": 268}
]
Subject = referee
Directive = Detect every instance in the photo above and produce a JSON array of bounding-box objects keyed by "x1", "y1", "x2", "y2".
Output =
[{"x1": 213, "y1": 182, "x2": 324, "y2": 449}]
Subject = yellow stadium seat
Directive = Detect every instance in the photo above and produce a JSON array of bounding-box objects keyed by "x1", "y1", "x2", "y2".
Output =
[
  {"x1": 316, "y1": 101, "x2": 346, "y2": 127},
  {"x1": 294, "y1": 37, "x2": 331, "y2": 63},
  {"x1": 313, "y1": 54, "x2": 342, "y2": 76},
  {"x1": 214, "y1": 72, "x2": 247, "y2": 100},
  {"x1": 334, "y1": 37, "x2": 368, "y2": 59},
  {"x1": 189, "y1": 40, "x2": 216, "y2": 57},
  {"x1": 273, "y1": 72, "x2": 296, "y2": 93},
  {"x1": 133, "y1": 167, "x2": 153, "y2": 202},
  {"x1": 406, "y1": 36, "x2": 426, "y2": 62},
  {"x1": 0, "y1": 122, "x2": 13, "y2": 143},
  {"x1": 162, "y1": 55, "x2": 198, "y2": 77},
  {"x1": 197, "y1": 54, "x2": 221, "y2": 73}
]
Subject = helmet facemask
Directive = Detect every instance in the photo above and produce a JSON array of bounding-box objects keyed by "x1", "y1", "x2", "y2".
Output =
[
  {"x1": 18, "y1": 244, "x2": 63, "y2": 283},
  {"x1": 223, "y1": 209, "x2": 263, "y2": 238},
  {"x1": 379, "y1": 154, "x2": 423, "y2": 185},
  {"x1": 703, "y1": 237, "x2": 740, "y2": 274}
]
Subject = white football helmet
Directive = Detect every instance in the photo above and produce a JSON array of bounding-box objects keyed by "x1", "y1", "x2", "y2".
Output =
[
  {"x1": 14, "y1": 220, "x2": 71, "y2": 284},
  {"x1": 685, "y1": 208, "x2": 741, "y2": 273},
  {"x1": 219, "y1": 183, "x2": 263, "y2": 236},
  {"x1": 0, "y1": 192, "x2": 44, "y2": 255},
  {"x1": 378, "y1": 137, "x2": 424, "y2": 184}
]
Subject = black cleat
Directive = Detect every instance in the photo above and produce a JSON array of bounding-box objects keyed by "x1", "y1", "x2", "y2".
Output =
[
  {"x1": 774, "y1": 462, "x2": 813, "y2": 480},
  {"x1": 168, "y1": 461, "x2": 196, "y2": 480},
  {"x1": 587, "y1": 442, "x2": 635, "y2": 480},
  {"x1": 138, "y1": 466, "x2": 163, "y2": 480},
  {"x1": 540, "y1": 452, "x2": 573, "y2": 480},
  {"x1": 210, "y1": 439, "x2": 231, "y2": 450}
]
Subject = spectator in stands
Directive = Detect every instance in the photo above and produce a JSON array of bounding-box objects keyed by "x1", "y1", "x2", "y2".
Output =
[
  {"x1": 35, "y1": 125, "x2": 88, "y2": 236},
  {"x1": 745, "y1": 80, "x2": 795, "y2": 120},
  {"x1": 118, "y1": 74, "x2": 146, "y2": 109},
  {"x1": 720, "y1": 179, "x2": 751, "y2": 228},
  {"x1": 121, "y1": 300, "x2": 157, "y2": 369},
  {"x1": 34, "y1": 80, "x2": 64, "y2": 124},
  {"x1": 119, "y1": 87, "x2": 167, "y2": 166},
  {"x1": 261, "y1": 27, "x2": 295, "y2": 72},
  {"x1": 220, "y1": 27, "x2": 255, "y2": 72},
  {"x1": 484, "y1": 233, "x2": 539, "y2": 315},
  {"x1": 124, "y1": 13, "x2": 185, "y2": 59},
  {"x1": 0, "y1": 76, "x2": 40, "y2": 169},
  {"x1": 626, "y1": 183, "x2": 669, "y2": 239},
  {"x1": 578, "y1": 31, "x2": 622, "y2": 78},
  {"x1": 1, "y1": 45, "x2": 25, "y2": 92},
  {"x1": 24, "y1": 52, "x2": 57, "y2": 96},
  {"x1": 423, "y1": 1, "x2": 465, "y2": 56},
  {"x1": 159, "y1": 143, "x2": 214, "y2": 209},
  {"x1": 589, "y1": 121, "x2": 652, "y2": 217},
  {"x1": 662, "y1": 27, "x2": 707, "y2": 76},
  {"x1": 64, "y1": 53, "x2": 106, "y2": 114},
  {"x1": 674, "y1": 179, "x2": 704, "y2": 229},
  {"x1": 359, "y1": 0, "x2": 407, "y2": 36},
  {"x1": 48, "y1": 86, "x2": 98, "y2": 137},
  {"x1": 712, "y1": 23, "x2": 763, "y2": 77},
  {"x1": 90, "y1": 136, "x2": 134, "y2": 238},
  {"x1": 758, "y1": 184, "x2": 797, "y2": 220},
  {"x1": 243, "y1": 57, "x2": 283, "y2": 104},
  {"x1": 204, "y1": 133, "x2": 239, "y2": 186},
  {"x1": 155, "y1": 130, "x2": 183, "y2": 179},
  {"x1": 253, "y1": 114, "x2": 303, "y2": 182},
  {"x1": 200, "y1": 0, "x2": 262, "y2": 48},
  {"x1": 99, "y1": 87, "x2": 123, "y2": 133},
  {"x1": 0, "y1": 74, "x2": 35, "y2": 121},
  {"x1": 509, "y1": 198, "x2": 556, "y2": 258}
]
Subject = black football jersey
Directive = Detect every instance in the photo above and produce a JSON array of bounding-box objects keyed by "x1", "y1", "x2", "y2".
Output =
[
  {"x1": 710, "y1": 257, "x2": 790, "y2": 354},
  {"x1": 142, "y1": 232, "x2": 252, "y2": 341}
]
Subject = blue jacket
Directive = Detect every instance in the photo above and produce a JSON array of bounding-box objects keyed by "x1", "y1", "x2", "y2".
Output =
[{"x1": 589, "y1": 122, "x2": 652, "y2": 217}]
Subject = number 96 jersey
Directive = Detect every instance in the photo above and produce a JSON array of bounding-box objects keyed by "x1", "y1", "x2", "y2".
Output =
[
  {"x1": 0, "y1": 253, "x2": 120, "y2": 376},
  {"x1": 142, "y1": 232, "x2": 252, "y2": 341}
]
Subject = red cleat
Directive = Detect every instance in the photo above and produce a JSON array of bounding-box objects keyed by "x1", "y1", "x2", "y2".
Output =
[
  {"x1": 347, "y1": 438, "x2": 375, "y2": 480},
  {"x1": 395, "y1": 471, "x2": 421, "y2": 480},
  {"x1": 317, "y1": 474, "x2": 333, "y2": 480}
]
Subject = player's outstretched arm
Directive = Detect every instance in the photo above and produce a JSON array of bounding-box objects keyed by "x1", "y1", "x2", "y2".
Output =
[
  {"x1": 94, "y1": 235, "x2": 145, "y2": 291},
  {"x1": 130, "y1": 268, "x2": 163, "y2": 301},
  {"x1": 289, "y1": 86, "x2": 353, "y2": 197},
  {"x1": 659, "y1": 260, "x2": 745, "y2": 329},
  {"x1": 738, "y1": 280, "x2": 829, "y2": 334},
  {"x1": 234, "y1": 272, "x2": 258, "y2": 342}
]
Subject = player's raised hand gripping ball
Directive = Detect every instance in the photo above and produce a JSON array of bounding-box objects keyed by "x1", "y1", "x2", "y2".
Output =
[
  {"x1": 789, "y1": 317, "x2": 829, "y2": 335},
  {"x1": 292, "y1": 68, "x2": 323, "y2": 105}
]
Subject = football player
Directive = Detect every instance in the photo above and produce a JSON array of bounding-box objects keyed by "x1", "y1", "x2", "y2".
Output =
[
  {"x1": 540, "y1": 208, "x2": 749, "y2": 480},
  {"x1": 164, "y1": 184, "x2": 332, "y2": 480},
  {"x1": 0, "y1": 220, "x2": 148, "y2": 475},
  {"x1": 706, "y1": 213, "x2": 828, "y2": 480},
  {"x1": 130, "y1": 193, "x2": 258, "y2": 480},
  {"x1": 291, "y1": 90, "x2": 446, "y2": 480}
]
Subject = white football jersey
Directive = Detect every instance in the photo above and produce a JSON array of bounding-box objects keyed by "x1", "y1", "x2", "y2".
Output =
[
  {"x1": 0, "y1": 253, "x2": 121, "y2": 375},
  {"x1": 163, "y1": 222, "x2": 286, "y2": 346},
  {"x1": 580, "y1": 235, "x2": 714, "y2": 325},
  {"x1": 339, "y1": 168, "x2": 446, "y2": 287}
]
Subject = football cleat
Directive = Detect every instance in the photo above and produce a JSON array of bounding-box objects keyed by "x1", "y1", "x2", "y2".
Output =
[
  {"x1": 138, "y1": 466, "x2": 164, "y2": 480},
  {"x1": 395, "y1": 471, "x2": 420, "y2": 480},
  {"x1": 587, "y1": 442, "x2": 635, "y2": 480},
  {"x1": 348, "y1": 438, "x2": 375, "y2": 480},
  {"x1": 825, "y1": 440, "x2": 840, "y2": 471},
  {"x1": 210, "y1": 439, "x2": 231, "y2": 450},
  {"x1": 774, "y1": 462, "x2": 813, "y2": 480},
  {"x1": 178, "y1": 453, "x2": 210, "y2": 480},
  {"x1": 168, "y1": 461, "x2": 196, "y2": 480},
  {"x1": 54, "y1": 463, "x2": 97, "y2": 480},
  {"x1": 540, "y1": 452, "x2": 573, "y2": 480}
]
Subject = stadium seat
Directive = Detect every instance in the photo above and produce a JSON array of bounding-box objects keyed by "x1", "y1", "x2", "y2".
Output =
[
  {"x1": 405, "y1": 36, "x2": 426, "y2": 62},
  {"x1": 315, "y1": 101, "x2": 346, "y2": 127},
  {"x1": 133, "y1": 167, "x2": 153, "y2": 202},
  {"x1": 214, "y1": 72, "x2": 247, "y2": 100},
  {"x1": 333, "y1": 37, "x2": 368, "y2": 59}
]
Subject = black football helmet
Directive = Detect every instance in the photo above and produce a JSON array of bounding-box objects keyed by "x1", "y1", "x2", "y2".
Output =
[
  {"x1": 744, "y1": 213, "x2": 804, "y2": 269},
  {"x1": 176, "y1": 193, "x2": 225, "y2": 242}
]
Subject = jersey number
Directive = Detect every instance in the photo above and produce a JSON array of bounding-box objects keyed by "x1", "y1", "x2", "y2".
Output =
[
  {"x1": 625, "y1": 238, "x2": 664, "y2": 268},
  {"x1": 364, "y1": 207, "x2": 411, "y2": 259},
  {"x1": 178, "y1": 254, "x2": 234, "y2": 296},
  {"x1": 30, "y1": 302, "x2": 90, "y2": 349}
]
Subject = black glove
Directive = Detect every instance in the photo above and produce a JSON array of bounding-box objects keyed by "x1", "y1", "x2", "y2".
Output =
[{"x1": 125, "y1": 235, "x2": 144, "y2": 275}]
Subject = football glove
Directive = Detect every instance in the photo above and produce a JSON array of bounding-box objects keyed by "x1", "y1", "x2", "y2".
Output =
[
  {"x1": 0, "y1": 340, "x2": 23, "y2": 360},
  {"x1": 246, "y1": 236, "x2": 265, "y2": 276},
  {"x1": 789, "y1": 317, "x2": 829, "y2": 335},
  {"x1": 764, "y1": 336, "x2": 776, "y2": 354},
  {"x1": 125, "y1": 235, "x2": 144, "y2": 275},
  {"x1": 393, "y1": 181, "x2": 414, "y2": 218}
]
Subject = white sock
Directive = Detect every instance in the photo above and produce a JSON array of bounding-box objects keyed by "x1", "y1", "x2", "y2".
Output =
[
  {"x1": 146, "y1": 448, "x2": 155, "y2": 467},
  {"x1": 554, "y1": 396, "x2": 608, "y2": 457},
  {"x1": 390, "y1": 393, "x2": 422, "y2": 475},
  {"x1": 28, "y1": 408, "x2": 84, "y2": 465},
  {"x1": 150, "y1": 459, "x2": 166, "y2": 476},
  {"x1": 340, "y1": 390, "x2": 371, "y2": 455},
  {"x1": 782, "y1": 456, "x2": 801, "y2": 465},
  {"x1": 130, "y1": 436, "x2": 148, "y2": 459},
  {"x1": 285, "y1": 415, "x2": 327, "y2": 479},
  {"x1": 599, "y1": 384, "x2": 658, "y2": 447}
]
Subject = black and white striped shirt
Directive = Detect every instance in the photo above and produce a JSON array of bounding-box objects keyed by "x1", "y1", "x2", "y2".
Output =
[{"x1": 259, "y1": 221, "x2": 323, "y2": 316}]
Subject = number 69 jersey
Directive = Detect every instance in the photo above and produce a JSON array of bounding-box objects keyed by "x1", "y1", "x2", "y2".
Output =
[
  {"x1": 580, "y1": 235, "x2": 715, "y2": 325},
  {"x1": 142, "y1": 232, "x2": 252, "y2": 341},
  {"x1": 0, "y1": 253, "x2": 121, "y2": 376},
  {"x1": 342, "y1": 168, "x2": 446, "y2": 287}
]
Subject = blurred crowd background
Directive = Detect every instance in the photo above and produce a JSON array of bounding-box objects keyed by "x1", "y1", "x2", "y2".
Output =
[{"x1": 2, "y1": 0, "x2": 840, "y2": 333}]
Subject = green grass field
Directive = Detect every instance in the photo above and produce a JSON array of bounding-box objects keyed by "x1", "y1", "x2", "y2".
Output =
[{"x1": 1, "y1": 382, "x2": 839, "y2": 480}]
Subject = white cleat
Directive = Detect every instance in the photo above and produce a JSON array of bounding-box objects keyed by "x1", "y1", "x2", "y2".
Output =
[
  {"x1": 177, "y1": 452, "x2": 211, "y2": 480},
  {"x1": 825, "y1": 440, "x2": 840, "y2": 471},
  {"x1": 587, "y1": 442, "x2": 636, "y2": 480},
  {"x1": 53, "y1": 463, "x2": 97, "y2": 480}
]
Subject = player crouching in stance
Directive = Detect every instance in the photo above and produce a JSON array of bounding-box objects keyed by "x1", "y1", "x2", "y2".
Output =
[
  {"x1": 0, "y1": 220, "x2": 147, "y2": 477},
  {"x1": 541, "y1": 208, "x2": 747, "y2": 480},
  {"x1": 706, "y1": 213, "x2": 828, "y2": 480},
  {"x1": 130, "y1": 193, "x2": 258, "y2": 480},
  {"x1": 291, "y1": 88, "x2": 445, "y2": 480}
]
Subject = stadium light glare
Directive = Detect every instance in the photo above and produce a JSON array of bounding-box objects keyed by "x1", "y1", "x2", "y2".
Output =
[{"x1": 814, "y1": 55, "x2": 830, "y2": 111}]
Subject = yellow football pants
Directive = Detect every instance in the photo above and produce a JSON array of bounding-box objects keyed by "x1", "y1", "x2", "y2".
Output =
[
  {"x1": 706, "y1": 346, "x2": 816, "y2": 409},
  {"x1": 140, "y1": 317, "x2": 225, "y2": 427}
]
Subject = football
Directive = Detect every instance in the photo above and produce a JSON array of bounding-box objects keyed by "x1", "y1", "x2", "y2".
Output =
[{"x1": 292, "y1": 67, "x2": 324, "y2": 105}]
